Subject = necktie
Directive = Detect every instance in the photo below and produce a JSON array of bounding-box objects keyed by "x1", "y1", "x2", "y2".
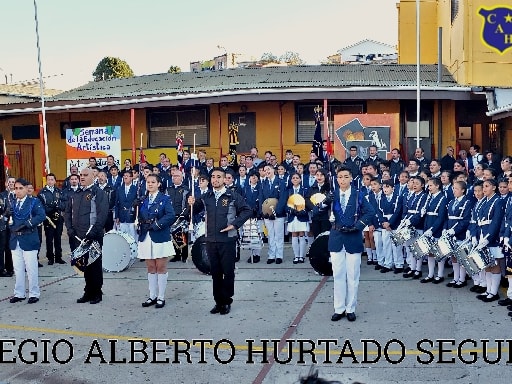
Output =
[
  {"x1": 16, "y1": 200, "x2": 21, "y2": 210},
  {"x1": 453, "y1": 199, "x2": 459, "y2": 210},
  {"x1": 294, "y1": 188, "x2": 299, "y2": 194},
  {"x1": 340, "y1": 193, "x2": 346, "y2": 213},
  {"x1": 149, "y1": 195, "x2": 154, "y2": 204}
]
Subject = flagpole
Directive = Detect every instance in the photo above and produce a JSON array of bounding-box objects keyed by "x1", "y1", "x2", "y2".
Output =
[
  {"x1": 33, "y1": 0, "x2": 50, "y2": 182},
  {"x1": 323, "y1": 99, "x2": 329, "y2": 163},
  {"x1": 416, "y1": 0, "x2": 421, "y2": 150}
]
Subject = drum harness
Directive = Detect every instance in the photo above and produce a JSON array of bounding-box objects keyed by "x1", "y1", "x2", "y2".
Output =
[
  {"x1": 447, "y1": 198, "x2": 469, "y2": 231},
  {"x1": 477, "y1": 195, "x2": 498, "y2": 228}
]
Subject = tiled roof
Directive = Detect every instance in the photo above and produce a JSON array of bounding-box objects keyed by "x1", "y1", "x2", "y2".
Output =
[{"x1": 49, "y1": 64, "x2": 460, "y2": 102}]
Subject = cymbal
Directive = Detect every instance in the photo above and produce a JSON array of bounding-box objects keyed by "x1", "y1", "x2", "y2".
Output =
[
  {"x1": 262, "y1": 198, "x2": 278, "y2": 216},
  {"x1": 287, "y1": 194, "x2": 306, "y2": 211},
  {"x1": 310, "y1": 193, "x2": 327, "y2": 206}
]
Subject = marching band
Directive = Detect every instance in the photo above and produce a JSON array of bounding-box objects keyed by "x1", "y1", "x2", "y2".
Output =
[{"x1": 2, "y1": 144, "x2": 512, "y2": 323}]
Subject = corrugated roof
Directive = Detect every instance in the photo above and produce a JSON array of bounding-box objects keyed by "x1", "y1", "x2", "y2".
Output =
[
  {"x1": 49, "y1": 64, "x2": 459, "y2": 102},
  {"x1": 0, "y1": 84, "x2": 62, "y2": 98}
]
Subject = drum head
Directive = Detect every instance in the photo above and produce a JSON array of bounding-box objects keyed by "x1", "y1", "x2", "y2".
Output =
[
  {"x1": 310, "y1": 193, "x2": 326, "y2": 206},
  {"x1": 192, "y1": 237, "x2": 210, "y2": 275},
  {"x1": 307, "y1": 231, "x2": 332, "y2": 276},
  {"x1": 262, "y1": 198, "x2": 278, "y2": 216},
  {"x1": 287, "y1": 194, "x2": 306, "y2": 211},
  {"x1": 102, "y1": 231, "x2": 137, "y2": 273}
]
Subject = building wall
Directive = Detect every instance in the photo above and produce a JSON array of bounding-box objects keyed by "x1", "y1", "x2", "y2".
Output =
[{"x1": 399, "y1": 0, "x2": 512, "y2": 86}]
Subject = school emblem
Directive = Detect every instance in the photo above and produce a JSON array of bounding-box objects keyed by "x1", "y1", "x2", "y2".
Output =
[
  {"x1": 479, "y1": 6, "x2": 512, "y2": 54},
  {"x1": 222, "y1": 198, "x2": 228, "y2": 207}
]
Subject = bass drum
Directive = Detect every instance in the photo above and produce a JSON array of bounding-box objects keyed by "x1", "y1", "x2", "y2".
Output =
[
  {"x1": 307, "y1": 231, "x2": 332, "y2": 276},
  {"x1": 192, "y1": 237, "x2": 211, "y2": 275},
  {"x1": 102, "y1": 230, "x2": 137, "y2": 273}
]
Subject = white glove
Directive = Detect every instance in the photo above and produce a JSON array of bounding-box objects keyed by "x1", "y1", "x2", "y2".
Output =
[
  {"x1": 446, "y1": 228, "x2": 455, "y2": 236},
  {"x1": 504, "y1": 237, "x2": 511, "y2": 249},
  {"x1": 471, "y1": 237, "x2": 478, "y2": 247},
  {"x1": 423, "y1": 228, "x2": 433, "y2": 237},
  {"x1": 420, "y1": 208, "x2": 426, "y2": 216},
  {"x1": 404, "y1": 218, "x2": 411, "y2": 226},
  {"x1": 442, "y1": 229, "x2": 447, "y2": 235},
  {"x1": 500, "y1": 236, "x2": 504, "y2": 243},
  {"x1": 477, "y1": 239, "x2": 489, "y2": 250}
]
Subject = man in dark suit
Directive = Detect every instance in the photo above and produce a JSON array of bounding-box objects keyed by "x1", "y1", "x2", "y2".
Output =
[
  {"x1": 108, "y1": 165, "x2": 122, "y2": 190},
  {"x1": 328, "y1": 165, "x2": 375, "y2": 322},
  {"x1": 9, "y1": 178, "x2": 46, "y2": 304}
]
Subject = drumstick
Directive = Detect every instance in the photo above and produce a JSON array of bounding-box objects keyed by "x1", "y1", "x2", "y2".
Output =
[{"x1": 45, "y1": 215, "x2": 57, "y2": 229}]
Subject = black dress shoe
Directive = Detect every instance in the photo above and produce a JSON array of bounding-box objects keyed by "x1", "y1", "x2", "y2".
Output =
[
  {"x1": 9, "y1": 297, "x2": 26, "y2": 303},
  {"x1": 412, "y1": 271, "x2": 422, "y2": 279},
  {"x1": 210, "y1": 305, "x2": 221, "y2": 314},
  {"x1": 142, "y1": 298, "x2": 157, "y2": 307},
  {"x1": 266, "y1": 259, "x2": 275, "y2": 264},
  {"x1": 498, "y1": 298, "x2": 512, "y2": 306},
  {"x1": 394, "y1": 267, "x2": 404, "y2": 274},
  {"x1": 38, "y1": 263, "x2": 44, "y2": 268},
  {"x1": 247, "y1": 255, "x2": 260, "y2": 263},
  {"x1": 77, "y1": 295, "x2": 91, "y2": 303},
  {"x1": 346, "y1": 312, "x2": 357, "y2": 322},
  {"x1": 481, "y1": 294, "x2": 500, "y2": 303},
  {"x1": 469, "y1": 285, "x2": 480, "y2": 292},
  {"x1": 293, "y1": 258, "x2": 299, "y2": 264},
  {"x1": 169, "y1": 257, "x2": 180, "y2": 262},
  {"x1": 0, "y1": 270, "x2": 11, "y2": 277},
  {"x1": 219, "y1": 304, "x2": 231, "y2": 315},
  {"x1": 475, "y1": 286, "x2": 487, "y2": 294},
  {"x1": 380, "y1": 267, "x2": 391, "y2": 273},
  {"x1": 420, "y1": 276, "x2": 434, "y2": 283},
  {"x1": 453, "y1": 281, "x2": 467, "y2": 288},
  {"x1": 330, "y1": 312, "x2": 346, "y2": 321},
  {"x1": 432, "y1": 277, "x2": 445, "y2": 284},
  {"x1": 446, "y1": 280, "x2": 456, "y2": 287},
  {"x1": 47, "y1": 260, "x2": 54, "y2": 265},
  {"x1": 275, "y1": 258, "x2": 283, "y2": 264},
  {"x1": 55, "y1": 259, "x2": 66, "y2": 265},
  {"x1": 508, "y1": 312, "x2": 512, "y2": 317},
  {"x1": 507, "y1": 305, "x2": 512, "y2": 311},
  {"x1": 89, "y1": 297, "x2": 102, "y2": 304},
  {"x1": 155, "y1": 299, "x2": 165, "y2": 309},
  {"x1": 298, "y1": 258, "x2": 305, "y2": 263},
  {"x1": 476, "y1": 293, "x2": 489, "y2": 300},
  {"x1": 366, "y1": 260, "x2": 373, "y2": 265},
  {"x1": 27, "y1": 297, "x2": 39, "y2": 304},
  {"x1": 374, "y1": 264, "x2": 382, "y2": 270},
  {"x1": 403, "y1": 271, "x2": 414, "y2": 278}
]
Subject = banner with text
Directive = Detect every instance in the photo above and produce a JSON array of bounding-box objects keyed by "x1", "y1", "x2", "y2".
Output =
[{"x1": 66, "y1": 126, "x2": 121, "y2": 175}]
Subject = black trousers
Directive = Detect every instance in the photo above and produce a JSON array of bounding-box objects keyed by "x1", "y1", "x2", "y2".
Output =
[
  {"x1": 84, "y1": 255, "x2": 103, "y2": 298},
  {"x1": 104, "y1": 212, "x2": 114, "y2": 233},
  {"x1": 3, "y1": 227, "x2": 13, "y2": 273},
  {"x1": 44, "y1": 218, "x2": 63, "y2": 260},
  {"x1": 310, "y1": 219, "x2": 331, "y2": 238},
  {"x1": 0, "y1": 229, "x2": 7, "y2": 271},
  {"x1": 206, "y1": 240, "x2": 236, "y2": 306}
]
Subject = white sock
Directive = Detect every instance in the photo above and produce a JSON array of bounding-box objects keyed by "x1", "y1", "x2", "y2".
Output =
[
  {"x1": 299, "y1": 236, "x2": 306, "y2": 259},
  {"x1": 427, "y1": 257, "x2": 435, "y2": 278},
  {"x1": 291, "y1": 237, "x2": 299, "y2": 259},
  {"x1": 458, "y1": 265, "x2": 466, "y2": 283},
  {"x1": 479, "y1": 271, "x2": 487, "y2": 287},
  {"x1": 490, "y1": 273, "x2": 501, "y2": 295},
  {"x1": 372, "y1": 249, "x2": 377, "y2": 261},
  {"x1": 366, "y1": 248, "x2": 372, "y2": 259},
  {"x1": 157, "y1": 272, "x2": 168, "y2": 300},
  {"x1": 437, "y1": 260, "x2": 445, "y2": 278},
  {"x1": 485, "y1": 272, "x2": 493, "y2": 293},
  {"x1": 148, "y1": 273, "x2": 157, "y2": 299},
  {"x1": 452, "y1": 262, "x2": 460, "y2": 282}
]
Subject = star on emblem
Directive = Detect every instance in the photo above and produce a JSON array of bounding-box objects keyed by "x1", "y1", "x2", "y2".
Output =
[{"x1": 505, "y1": 13, "x2": 512, "y2": 23}]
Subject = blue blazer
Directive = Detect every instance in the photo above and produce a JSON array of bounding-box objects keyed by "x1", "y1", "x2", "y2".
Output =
[
  {"x1": 444, "y1": 196, "x2": 472, "y2": 240},
  {"x1": 137, "y1": 192, "x2": 175, "y2": 243},
  {"x1": 108, "y1": 175, "x2": 122, "y2": 190},
  {"x1": 9, "y1": 196, "x2": 46, "y2": 251},
  {"x1": 381, "y1": 193, "x2": 400, "y2": 229},
  {"x1": 423, "y1": 192, "x2": 447, "y2": 238},
  {"x1": 259, "y1": 177, "x2": 287, "y2": 218},
  {"x1": 469, "y1": 198, "x2": 486, "y2": 239},
  {"x1": 405, "y1": 191, "x2": 428, "y2": 229},
  {"x1": 477, "y1": 194, "x2": 505, "y2": 247},
  {"x1": 243, "y1": 182, "x2": 261, "y2": 218},
  {"x1": 442, "y1": 185, "x2": 454, "y2": 202},
  {"x1": 501, "y1": 197, "x2": 512, "y2": 239},
  {"x1": 286, "y1": 186, "x2": 309, "y2": 223},
  {"x1": 328, "y1": 188, "x2": 375, "y2": 253},
  {"x1": 367, "y1": 192, "x2": 384, "y2": 227},
  {"x1": 114, "y1": 184, "x2": 138, "y2": 223}
]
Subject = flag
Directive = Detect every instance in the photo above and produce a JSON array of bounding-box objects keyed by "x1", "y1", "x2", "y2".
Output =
[
  {"x1": 176, "y1": 131, "x2": 184, "y2": 173},
  {"x1": 139, "y1": 148, "x2": 146, "y2": 164},
  {"x1": 326, "y1": 137, "x2": 333, "y2": 157},
  {"x1": 312, "y1": 107, "x2": 323, "y2": 158},
  {"x1": 3, "y1": 140, "x2": 10, "y2": 172}
]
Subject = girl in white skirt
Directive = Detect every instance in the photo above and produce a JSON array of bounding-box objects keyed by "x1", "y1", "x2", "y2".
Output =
[
  {"x1": 286, "y1": 173, "x2": 310, "y2": 264},
  {"x1": 137, "y1": 174, "x2": 176, "y2": 309}
]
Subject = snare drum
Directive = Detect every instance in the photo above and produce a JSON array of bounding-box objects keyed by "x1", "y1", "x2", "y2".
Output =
[
  {"x1": 432, "y1": 234, "x2": 457, "y2": 262},
  {"x1": 458, "y1": 247, "x2": 495, "y2": 276},
  {"x1": 241, "y1": 218, "x2": 262, "y2": 250},
  {"x1": 408, "y1": 234, "x2": 434, "y2": 260},
  {"x1": 191, "y1": 237, "x2": 210, "y2": 275},
  {"x1": 191, "y1": 221, "x2": 205, "y2": 243},
  {"x1": 102, "y1": 230, "x2": 138, "y2": 273},
  {"x1": 390, "y1": 225, "x2": 418, "y2": 246}
]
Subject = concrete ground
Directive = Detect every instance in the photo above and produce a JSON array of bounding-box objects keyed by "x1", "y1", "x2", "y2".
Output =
[{"x1": 0, "y1": 235, "x2": 511, "y2": 384}]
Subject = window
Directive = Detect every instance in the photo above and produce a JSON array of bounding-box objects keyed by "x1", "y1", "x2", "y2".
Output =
[
  {"x1": 12, "y1": 125, "x2": 40, "y2": 140},
  {"x1": 148, "y1": 107, "x2": 209, "y2": 147},
  {"x1": 295, "y1": 103, "x2": 365, "y2": 143}
]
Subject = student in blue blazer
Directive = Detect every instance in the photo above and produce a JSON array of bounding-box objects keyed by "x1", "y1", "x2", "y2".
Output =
[
  {"x1": 114, "y1": 170, "x2": 138, "y2": 240},
  {"x1": 9, "y1": 178, "x2": 46, "y2": 304},
  {"x1": 286, "y1": 173, "x2": 310, "y2": 264},
  {"x1": 328, "y1": 166, "x2": 375, "y2": 323},
  {"x1": 137, "y1": 174, "x2": 176, "y2": 309}
]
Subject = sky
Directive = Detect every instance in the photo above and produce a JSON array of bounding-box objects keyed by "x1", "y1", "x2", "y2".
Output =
[{"x1": 0, "y1": 0, "x2": 399, "y2": 91}]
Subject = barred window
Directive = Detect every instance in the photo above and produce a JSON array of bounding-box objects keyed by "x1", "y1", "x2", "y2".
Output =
[
  {"x1": 148, "y1": 107, "x2": 209, "y2": 147},
  {"x1": 296, "y1": 103, "x2": 365, "y2": 143}
]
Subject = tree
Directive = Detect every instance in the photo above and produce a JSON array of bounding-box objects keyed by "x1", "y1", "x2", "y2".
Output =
[
  {"x1": 279, "y1": 51, "x2": 305, "y2": 66},
  {"x1": 167, "y1": 66, "x2": 182, "y2": 74},
  {"x1": 260, "y1": 52, "x2": 279, "y2": 64},
  {"x1": 92, "y1": 56, "x2": 134, "y2": 81}
]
